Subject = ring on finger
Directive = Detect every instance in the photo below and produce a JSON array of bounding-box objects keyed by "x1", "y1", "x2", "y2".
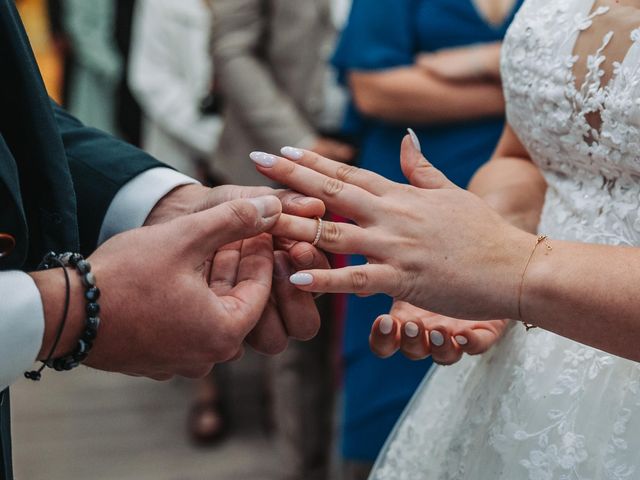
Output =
[{"x1": 312, "y1": 217, "x2": 323, "y2": 247}]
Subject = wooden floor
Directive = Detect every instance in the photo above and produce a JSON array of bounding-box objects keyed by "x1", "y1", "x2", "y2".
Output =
[{"x1": 10, "y1": 353, "x2": 282, "y2": 480}]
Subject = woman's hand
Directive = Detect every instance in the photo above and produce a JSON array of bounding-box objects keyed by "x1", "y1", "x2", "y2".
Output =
[
  {"x1": 252, "y1": 136, "x2": 535, "y2": 322},
  {"x1": 416, "y1": 42, "x2": 502, "y2": 82},
  {"x1": 370, "y1": 301, "x2": 508, "y2": 365}
]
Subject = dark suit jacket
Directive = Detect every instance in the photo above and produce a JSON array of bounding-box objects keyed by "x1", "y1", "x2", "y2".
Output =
[{"x1": 0, "y1": 1, "x2": 165, "y2": 478}]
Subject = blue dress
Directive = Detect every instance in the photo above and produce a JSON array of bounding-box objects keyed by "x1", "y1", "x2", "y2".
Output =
[{"x1": 332, "y1": 0, "x2": 522, "y2": 462}]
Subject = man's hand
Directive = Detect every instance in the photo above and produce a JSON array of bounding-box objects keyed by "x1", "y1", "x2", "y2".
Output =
[
  {"x1": 208, "y1": 238, "x2": 330, "y2": 356},
  {"x1": 144, "y1": 183, "x2": 331, "y2": 355},
  {"x1": 144, "y1": 184, "x2": 326, "y2": 227},
  {"x1": 32, "y1": 196, "x2": 284, "y2": 380},
  {"x1": 369, "y1": 301, "x2": 508, "y2": 365}
]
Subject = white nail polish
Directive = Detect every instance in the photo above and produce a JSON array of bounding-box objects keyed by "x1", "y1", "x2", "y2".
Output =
[
  {"x1": 250, "y1": 151, "x2": 277, "y2": 167},
  {"x1": 430, "y1": 330, "x2": 445, "y2": 347},
  {"x1": 289, "y1": 273, "x2": 314, "y2": 286},
  {"x1": 407, "y1": 128, "x2": 422, "y2": 152},
  {"x1": 404, "y1": 322, "x2": 419, "y2": 338},
  {"x1": 281, "y1": 146, "x2": 304, "y2": 160},
  {"x1": 379, "y1": 315, "x2": 393, "y2": 335},
  {"x1": 454, "y1": 335, "x2": 468, "y2": 346}
]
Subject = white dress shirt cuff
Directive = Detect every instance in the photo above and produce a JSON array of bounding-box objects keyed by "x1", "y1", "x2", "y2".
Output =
[
  {"x1": 98, "y1": 167, "x2": 199, "y2": 244},
  {"x1": 0, "y1": 271, "x2": 45, "y2": 390}
]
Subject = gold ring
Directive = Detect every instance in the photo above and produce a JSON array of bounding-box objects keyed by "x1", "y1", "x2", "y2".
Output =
[{"x1": 312, "y1": 217, "x2": 323, "y2": 247}]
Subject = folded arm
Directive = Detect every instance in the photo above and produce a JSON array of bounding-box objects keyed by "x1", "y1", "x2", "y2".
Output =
[
  {"x1": 469, "y1": 124, "x2": 547, "y2": 233},
  {"x1": 349, "y1": 67, "x2": 505, "y2": 124}
]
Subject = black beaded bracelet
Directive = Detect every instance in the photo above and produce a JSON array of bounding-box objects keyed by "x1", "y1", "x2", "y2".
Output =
[{"x1": 25, "y1": 252, "x2": 101, "y2": 381}]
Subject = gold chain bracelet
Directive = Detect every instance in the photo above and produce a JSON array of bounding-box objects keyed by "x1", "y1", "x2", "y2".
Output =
[{"x1": 518, "y1": 235, "x2": 552, "y2": 331}]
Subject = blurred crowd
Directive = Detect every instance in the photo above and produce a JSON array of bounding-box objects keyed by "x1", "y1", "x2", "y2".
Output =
[{"x1": 19, "y1": 0, "x2": 521, "y2": 479}]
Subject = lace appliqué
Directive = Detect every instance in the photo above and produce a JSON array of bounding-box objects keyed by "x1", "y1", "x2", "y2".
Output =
[{"x1": 371, "y1": 1, "x2": 640, "y2": 479}]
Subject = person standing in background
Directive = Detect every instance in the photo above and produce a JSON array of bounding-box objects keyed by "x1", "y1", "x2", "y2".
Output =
[
  {"x1": 210, "y1": 0, "x2": 355, "y2": 186},
  {"x1": 61, "y1": 0, "x2": 122, "y2": 135},
  {"x1": 332, "y1": 0, "x2": 522, "y2": 478},
  {"x1": 128, "y1": 0, "x2": 227, "y2": 444},
  {"x1": 129, "y1": 0, "x2": 222, "y2": 181},
  {"x1": 46, "y1": 0, "x2": 73, "y2": 107},
  {"x1": 114, "y1": 0, "x2": 142, "y2": 147},
  {"x1": 210, "y1": 1, "x2": 354, "y2": 479}
]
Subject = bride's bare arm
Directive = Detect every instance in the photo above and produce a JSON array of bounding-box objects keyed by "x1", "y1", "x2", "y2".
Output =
[
  {"x1": 371, "y1": 126, "x2": 544, "y2": 364},
  {"x1": 469, "y1": 125, "x2": 547, "y2": 233},
  {"x1": 253, "y1": 137, "x2": 640, "y2": 362},
  {"x1": 513, "y1": 237, "x2": 640, "y2": 360}
]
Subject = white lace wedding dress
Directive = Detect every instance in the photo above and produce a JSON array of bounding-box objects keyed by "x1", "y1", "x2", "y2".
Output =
[{"x1": 371, "y1": 1, "x2": 640, "y2": 479}]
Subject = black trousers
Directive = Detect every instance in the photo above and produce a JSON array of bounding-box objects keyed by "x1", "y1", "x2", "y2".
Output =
[{"x1": 0, "y1": 389, "x2": 12, "y2": 480}]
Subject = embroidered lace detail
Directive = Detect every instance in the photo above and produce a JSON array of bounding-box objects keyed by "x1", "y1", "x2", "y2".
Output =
[{"x1": 371, "y1": 1, "x2": 640, "y2": 479}]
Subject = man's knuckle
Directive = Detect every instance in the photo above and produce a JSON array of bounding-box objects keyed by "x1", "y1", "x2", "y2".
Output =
[
  {"x1": 228, "y1": 202, "x2": 257, "y2": 229},
  {"x1": 292, "y1": 318, "x2": 321, "y2": 341},
  {"x1": 322, "y1": 177, "x2": 345, "y2": 197},
  {"x1": 260, "y1": 337, "x2": 288, "y2": 355},
  {"x1": 218, "y1": 344, "x2": 239, "y2": 362}
]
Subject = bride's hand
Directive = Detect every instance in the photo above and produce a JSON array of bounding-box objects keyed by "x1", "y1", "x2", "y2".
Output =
[
  {"x1": 253, "y1": 134, "x2": 535, "y2": 322},
  {"x1": 370, "y1": 301, "x2": 509, "y2": 365}
]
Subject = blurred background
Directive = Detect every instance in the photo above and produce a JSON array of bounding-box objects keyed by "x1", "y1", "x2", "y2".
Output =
[{"x1": 11, "y1": 0, "x2": 518, "y2": 478}]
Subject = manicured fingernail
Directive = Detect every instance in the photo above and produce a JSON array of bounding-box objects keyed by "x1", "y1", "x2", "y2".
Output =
[
  {"x1": 430, "y1": 330, "x2": 445, "y2": 347},
  {"x1": 407, "y1": 128, "x2": 421, "y2": 153},
  {"x1": 248, "y1": 195, "x2": 281, "y2": 218},
  {"x1": 379, "y1": 315, "x2": 393, "y2": 335},
  {"x1": 250, "y1": 151, "x2": 277, "y2": 167},
  {"x1": 281, "y1": 146, "x2": 305, "y2": 160},
  {"x1": 290, "y1": 272, "x2": 314, "y2": 286},
  {"x1": 454, "y1": 335, "x2": 468, "y2": 346},
  {"x1": 404, "y1": 322, "x2": 419, "y2": 338}
]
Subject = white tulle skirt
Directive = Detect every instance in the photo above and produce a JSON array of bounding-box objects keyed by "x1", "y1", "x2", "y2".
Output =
[{"x1": 370, "y1": 324, "x2": 640, "y2": 480}]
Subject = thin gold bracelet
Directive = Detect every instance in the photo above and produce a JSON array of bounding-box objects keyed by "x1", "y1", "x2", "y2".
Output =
[{"x1": 518, "y1": 235, "x2": 552, "y2": 331}]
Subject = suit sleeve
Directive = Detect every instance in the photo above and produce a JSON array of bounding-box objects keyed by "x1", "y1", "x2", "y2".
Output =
[
  {"x1": 53, "y1": 103, "x2": 167, "y2": 253},
  {"x1": 0, "y1": 106, "x2": 198, "y2": 389},
  {"x1": 211, "y1": 0, "x2": 318, "y2": 149}
]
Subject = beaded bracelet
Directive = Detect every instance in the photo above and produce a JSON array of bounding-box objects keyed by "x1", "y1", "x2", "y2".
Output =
[{"x1": 25, "y1": 252, "x2": 101, "y2": 381}]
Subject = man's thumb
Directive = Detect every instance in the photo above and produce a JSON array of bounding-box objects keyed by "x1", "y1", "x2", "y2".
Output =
[
  {"x1": 400, "y1": 130, "x2": 456, "y2": 190},
  {"x1": 176, "y1": 196, "x2": 282, "y2": 258}
]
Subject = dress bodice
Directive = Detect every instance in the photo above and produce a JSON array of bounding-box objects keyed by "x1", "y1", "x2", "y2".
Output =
[
  {"x1": 371, "y1": 2, "x2": 640, "y2": 479},
  {"x1": 502, "y1": 0, "x2": 640, "y2": 245}
]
